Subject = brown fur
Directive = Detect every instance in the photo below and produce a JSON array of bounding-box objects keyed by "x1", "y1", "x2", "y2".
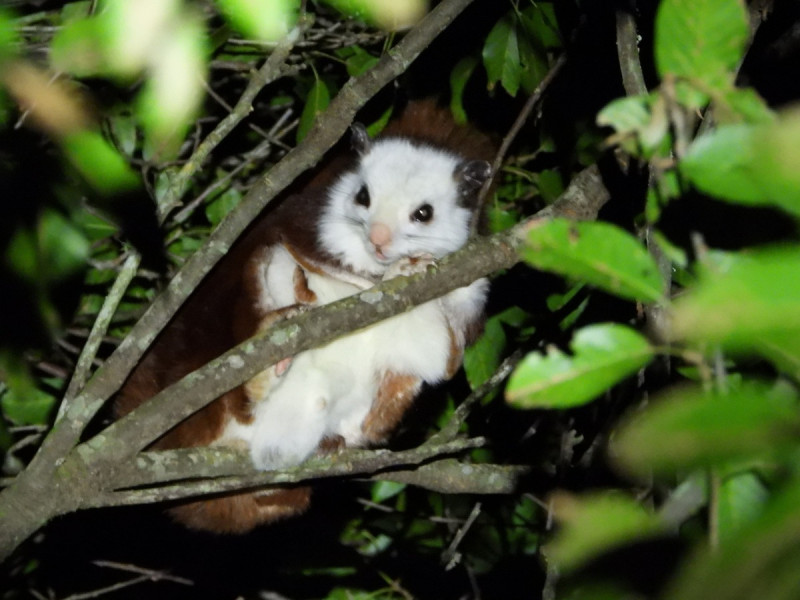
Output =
[
  {"x1": 361, "y1": 373, "x2": 422, "y2": 444},
  {"x1": 115, "y1": 100, "x2": 494, "y2": 533}
]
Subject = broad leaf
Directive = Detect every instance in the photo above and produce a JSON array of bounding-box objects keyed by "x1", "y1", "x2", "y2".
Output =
[
  {"x1": 519, "y1": 3, "x2": 561, "y2": 50},
  {"x1": 756, "y1": 332, "x2": 800, "y2": 382},
  {"x1": 546, "y1": 491, "x2": 665, "y2": 573},
  {"x1": 680, "y1": 115, "x2": 800, "y2": 217},
  {"x1": 718, "y1": 87, "x2": 775, "y2": 124},
  {"x1": 322, "y1": 0, "x2": 426, "y2": 30},
  {"x1": 611, "y1": 381, "x2": 800, "y2": 478},
  {"x1": 370, "y1": 480, "x2": 406, "y2": 503},
  {"x1": 61, "y1": 131, "x2": 139, "y2": 195},
  {"x1": 136, "y1": 15, "x2": 207, "y2": 158},
  {"x1": 340, "y1": 46, "x2": 379, "y2": 77},
  {"x1": 597, "y1": 93, "x2": 670, "y2": 156},
  {"x1": 482, "y1": 15, "x2": 521, "y2": 97},
  {"x1": 464, "y1": 306, "x2": 527, "y2": 390},
  {"x1": 750, "y1": 108, "x2": 800, "y2": 216},
  {"x1": 506, "y1": 323, "x2": 654, "y2": 409},
  {"x1": 449, "y1": 56, "x2": 478, "y2": 125},
  {"x1": 680, "y1": 125, "x2": 763, "y2": 204},
  {"x1": 666, "y1": 479, "x2": 800, "y2": 600},
  {"x1": 296, "y1": 77, "x2": 330, "y2": 143},
  {"x1": 655, "y1": 0, "x2": 748, "y2": 90},
  {"x1": 671, "y1": 247, "x2": 800, "y2": 351},
  {"x1": 716, "y1": 472, "x2": 769, "y2": 545},
  {"x1": 205, "y1": 187, "x2": 242, "y2": 227},
  {"x1": 523, "y1": 219, "x2": 665, "y2": 303},
  {"x1": 0, "y1": 8, "x2": 19, "y2": 60},
  {"x1": 216, "y1": 0, "x2": 298, "y2": 42}
]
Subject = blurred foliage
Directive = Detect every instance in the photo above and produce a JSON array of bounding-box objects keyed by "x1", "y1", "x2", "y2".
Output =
[{"x1": 3, "y1": 0, "x2": 800, "y2": 599}]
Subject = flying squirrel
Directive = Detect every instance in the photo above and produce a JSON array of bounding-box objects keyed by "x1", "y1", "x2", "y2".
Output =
[{"x1": 116, "y1": 99, "x2": 496, "y2": 533}]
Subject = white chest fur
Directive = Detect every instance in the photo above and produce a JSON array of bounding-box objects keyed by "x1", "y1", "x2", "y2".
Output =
[{"x1": 241, "y1": 247, "x2": 472, "y2": 470}]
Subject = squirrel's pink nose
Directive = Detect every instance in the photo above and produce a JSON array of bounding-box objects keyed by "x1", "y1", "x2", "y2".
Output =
[{"x1": 369, "y1": 223, "x2": 392, "y2": 249}]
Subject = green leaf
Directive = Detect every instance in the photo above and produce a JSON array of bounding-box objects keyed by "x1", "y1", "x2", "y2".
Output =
[
  {"x1": 671, "y1": 247, "x2": 800, "y2": 351},
  {"x1": 216, "y1": 0, "x2": 298, "y2": 42},
  {"x1": 519, "y1": 3, "x2": 561, "y2": 50},
  {"x1": 716, "y1": 471, "x2": 769, "y2": 545},
  {"x1": 0, "y1": 7, "x2": 20, "y2": 60},
  {"x1": 0, "y1": 355, "x2": 57, "y2": 426},
  {"x1": 482, "y1": 14, "x2": 521, "y2": 97},
  {"x1": 61, "y1": 131, "x2": 139, "y2": 196},
  {"x1": 487, "y1": 203, "x2": 519, "y2": 233},
  {"x1": 545, "y1": 491, "x2": 666, "y2": 573},
  {"x1": 655, "y1": 0, "x2": 749, "y2": 90},
  {"x1": 1, "y1": 386, "x2": 56, "y2": 426},
  {"x1": 449, "y1": 56, "x2": 478, "y2": 125},
  {"x1": 749, "y1": 108, "x2": 800, "y2": 216},
  {"x1": 38, "y1": 208, "x2": 90, "y2": 283},
  {"x1": 597, "y1": 95, "x2": 652, "y2": 134},
  {"x1": 108, "y1": 111, "x2": 138, "y2": 156},
  {"x1": 665, "y1": 478, "x2": 800, "y2": 600},
  {"x1": 296, "y1": 76, "x2": 330, "y2": 143},
  {"x1": 597, "y1": 94, "x2": 669, "y2": 156},
  {"x1": 339, "y1": 46, "x2": 379, "y2": 77},
  {"x1": 681, "y1": 111, "x2": 800, "y2": 217},
  {"x1": 522, "y1": 219, "x2": 666, "y2": 303},
  {"x1": 5, "y1": 209, "x2": 89, "y2": 285},
  {"x1": 49, "y1": 17, "x2": 108, "y2": 77},
  {"x1": 756, "y1": 332, "x2": 800, "y2": 382},
  {"x1": 136, "y1": 14, "x2": 207, "y2": 158},
  {"x1": 718, "y1": 87, "x2": 775, "y2": 124},
  {"x1": 205, "y1": 187, "x2": 242, "y2": 227},
  {"x1": 5, "y1": 226, "x2": 37, "y2": 283},
  {"x1": 517, "y1": 31, "x2": 548, "y2": 94},
  {"x1": 59, "y1": 1, "x2": 92, "y2": 23},
  {"x1": 370, "y1": 480, "x2": 406, "y2": 503},
  {"x1": 680, "y1": 125, "x2": 763, "y2": 207},
  {"x1": 463, "y1": 307, "x2": 527, "y2": 390},
  {"x1": 325, "y1": 588, "x2": 373, "y2": 600},
  {"x1": 535, "y1": 169, "x2": 564, "y2": 203},
  {"x1": 506, "y1": 323, "x2": 654, "y2": 409},
  {"x1": 611, "y1": 381, "x2": 800, "y2": 478},
  {"x1": 321, "y1": 0, "x2": 427, "y2": 30}
]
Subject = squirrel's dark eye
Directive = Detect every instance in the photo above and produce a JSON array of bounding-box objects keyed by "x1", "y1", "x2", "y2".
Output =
[
  {"x1": 354, "y1": 185, "x2": 370, "y2": 208},
  {"x1": 411, "y1": 204, "x2": 434, "y2": 223}
]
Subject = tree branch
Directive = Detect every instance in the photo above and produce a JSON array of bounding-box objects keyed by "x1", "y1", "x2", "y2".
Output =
[
  {"x1": 57, "y1": 253, "x2": 140, "y2": 420},
  {"x1": 89, "y1": 160, "x2": 609, "y2": 464},
  {"x1": 0, "y1": 0, "x2": 482, "y2": 561},
  {"x1": 93, "y1": 437, "x2": 486, "y2": 507},
  {"x1": 31, "y1": 0, "x2": 481, "y2": 483}
]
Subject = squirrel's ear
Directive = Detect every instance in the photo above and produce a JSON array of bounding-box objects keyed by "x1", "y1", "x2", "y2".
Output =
[
  {"x1": 350, "y1": 123, "x2": 371, "y2": 155},
  {"x1": 454, "y1": 159, "x2": 491, "y2": 203}
]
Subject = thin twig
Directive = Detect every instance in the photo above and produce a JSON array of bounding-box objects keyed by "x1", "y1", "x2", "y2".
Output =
[
  {"x1": 158, "y1": 15, "x2": 313, "y2": 220},
  {"x1": 58, "y1": 253, "x2": 140, "y2": 420},
  {"x1": 92, "y1": 560, "x2": 193, "y2": 586},
  {"x1": 443, "y1": 501, "x2": 483, "y2": 570},
  {"x1": 615, "y1": 6, "x2": 648, "y2": 96},
  {"x1": 475, "y1": 53, "x2": 567, "y2": 224},
  {"x1": 60, "y1": 561, "x2": 192, "y2": 600},
  {"x1": 430, "y1": 351, "x2": 522, "y2": 444}
]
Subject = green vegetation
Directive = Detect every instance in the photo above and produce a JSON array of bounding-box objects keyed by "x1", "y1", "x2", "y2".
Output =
[{"x1": 2, "y1": 0, "x2": 800, "y2": 598}]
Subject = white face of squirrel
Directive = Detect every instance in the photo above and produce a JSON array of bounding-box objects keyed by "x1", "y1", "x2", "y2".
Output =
[{"x1": 320, "y1": 124, "x2": 491, "y2": 278}]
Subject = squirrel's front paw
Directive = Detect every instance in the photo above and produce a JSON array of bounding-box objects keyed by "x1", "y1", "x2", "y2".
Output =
[
  {"x1": 250, "y1": 435, "x2": 311, "y2": 471},
  {"x1": 248, "y1": 401, "x2": 327, "y2": 471},
  {"x1": 382, "y1": 254, "x2": 436, "y2": 280}
]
